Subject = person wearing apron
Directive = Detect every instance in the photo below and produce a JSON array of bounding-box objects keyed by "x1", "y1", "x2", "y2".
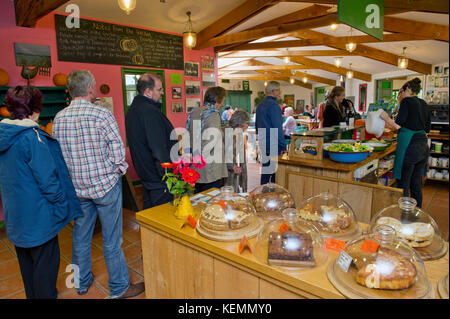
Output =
[{"x1": 380, "y1": 78, "x2": 431, "y2": 209}]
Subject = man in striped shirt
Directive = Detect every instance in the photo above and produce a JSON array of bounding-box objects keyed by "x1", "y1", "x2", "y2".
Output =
[{"x1": 53, "y1": 70, "x2": 144, "y2": 299}]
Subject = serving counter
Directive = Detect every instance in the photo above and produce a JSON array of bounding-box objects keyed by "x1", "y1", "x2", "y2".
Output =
[{"x1": 135, "y1": 196, "x2": 449, "y2": 299}]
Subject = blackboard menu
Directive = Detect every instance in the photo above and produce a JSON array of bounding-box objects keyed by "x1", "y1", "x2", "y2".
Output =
[{"x1": 54, "y1": 14, "x2": 184, "y2": 70}]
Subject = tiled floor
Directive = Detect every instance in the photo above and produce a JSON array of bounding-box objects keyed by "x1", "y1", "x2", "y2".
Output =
[{"x1": 0, "y1": 161, "x2": 448, "y2": 299}]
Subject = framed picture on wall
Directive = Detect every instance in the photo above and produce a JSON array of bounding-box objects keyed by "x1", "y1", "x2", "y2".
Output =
[
  {"x1": 202, "y1": 73, "x2": 216, "y2": 87},
  {"x1": 186, "y1": 98, "x2": 201, "y2": 113},
  {"x1": 283, "y1": 94, "x2": 295, "y2": 107},
  {"x1": 172, "y1": 102, "x2": 184, "y2": 113},
  {"x1": 184, "y1": 62, "x2": 199, "y2": 77},
  {"x1": 434, "y1": 65, "x2": 443, "y2": 74},
  {"x1": 185, "y1": 80, "x2": 200, "y2": 96},
  {"x1": 172, "y1": 87, "x2": 182, "y2": 99},
  {"x1": 201, "y1": 56, "x2": 215, "y2": 72},
  {"x1": 444, "y1": 67, "x2": 449, "y2": 75},
  {"x1": 295, "y1": 99, "x2": 305, "y2": 111}
]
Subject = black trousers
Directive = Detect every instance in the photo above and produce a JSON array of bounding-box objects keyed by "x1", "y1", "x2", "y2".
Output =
[
  {"x1": 142, "y1": 187, "x2": 173, "y2": 209},
  {"x1": 14, "y1": 236, "x2": 60, "y2": 299},
  {"x1": 195, "y1": 179, "x2": 223, "y2": 194},
  {"x1": 398, "y1": 137, "x2": 429, "y2": 209},
  {"x1": 261, "y1": 155, "x2": 276, "y2": 185}
]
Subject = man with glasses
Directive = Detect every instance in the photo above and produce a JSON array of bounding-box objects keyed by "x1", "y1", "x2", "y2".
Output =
[
  {"x1": 126, "y1": 73, "x2": 177, "y2": 209},
  {"x1": 255, "y1": 81, "x2": 286, "y2": 185}
]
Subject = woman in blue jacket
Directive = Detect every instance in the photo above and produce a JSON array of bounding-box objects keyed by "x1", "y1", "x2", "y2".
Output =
[{"x1": 0, "y1": 86, "x2": 82, "y2": 299}]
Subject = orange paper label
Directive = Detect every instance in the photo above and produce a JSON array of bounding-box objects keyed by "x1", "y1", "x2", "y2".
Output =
[
  {"x1": 325, "y1": 238, "x2": 346, "y2": 252},
  {"x1": 278, "y1": 223, "x2": 291, "y2": 233},
  {"x1": 361, "y1": 239, "x2": 380, "y2": 253},
  {"x1": 217, "y1": 200, "x2": 227, "y2": 209},
  {"x1": 180, "y1": 215, "x2": 197, "y2": 229},
  {"x1": 239, "y1": 235, "x2": 253, "y2": 254}
]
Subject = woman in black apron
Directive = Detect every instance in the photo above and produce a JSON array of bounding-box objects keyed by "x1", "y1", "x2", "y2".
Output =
[
  {"x1": 381, "y1": 78, "x2": 431, "y2": 208},
  {"x1": 323, "y1": 86, "x2": 346, "y2": 127}
]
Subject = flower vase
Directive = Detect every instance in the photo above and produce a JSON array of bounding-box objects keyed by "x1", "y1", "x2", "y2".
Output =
[{"x1": 174, "y1": 195, "x2": 195, "y2": 220}]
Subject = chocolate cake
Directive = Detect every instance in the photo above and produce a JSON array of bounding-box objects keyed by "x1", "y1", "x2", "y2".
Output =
[{"x1": 268, "y1": 230, "x2": 315, "y2": 267}]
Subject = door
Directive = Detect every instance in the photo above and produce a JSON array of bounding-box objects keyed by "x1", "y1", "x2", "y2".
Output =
[{"x1": 224, "y1": 91, "x2": 252, "y2": 114}]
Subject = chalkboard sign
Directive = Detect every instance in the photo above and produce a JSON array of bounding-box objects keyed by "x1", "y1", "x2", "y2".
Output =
[{"x1": 54, "y1": 14, "x2": 184, "y2": 70}]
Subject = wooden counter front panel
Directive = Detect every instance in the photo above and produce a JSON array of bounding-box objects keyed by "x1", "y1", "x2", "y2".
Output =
[{"x1": 140, "y1": 225, "x2": 313, "y2": 299}]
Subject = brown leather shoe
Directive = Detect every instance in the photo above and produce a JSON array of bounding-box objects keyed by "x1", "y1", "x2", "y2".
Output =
[{"x1": 116, "y1": 282, "x2": 145, "y2": 299}]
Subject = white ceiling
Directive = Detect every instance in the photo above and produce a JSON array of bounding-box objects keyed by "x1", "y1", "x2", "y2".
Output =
[{"x1": 53, "y1": 1, "x2": 449, "y2": 79}]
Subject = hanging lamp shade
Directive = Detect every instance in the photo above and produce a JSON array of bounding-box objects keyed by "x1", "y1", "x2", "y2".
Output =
[
  {"x1": 398, "y1": 47, "x2": 409, "y2": 69},
  {"x1": 334, "y1": 57, "x2": 342, "y2": 68},
  {"x1": 290, "y1": 77, "x2": 295, "y2": 84},
  {"x1": 118, "y1": 0, "x2": 136, "y2": 15},
  {"x1": 346, "y1": 63, "x2": 354, "y2": 79},
  {"x1": 346, "y1": 42, "x2": 357, "y2": 53},
  {"x1": 183, "y1": 11, "x2": 197, "y2": 49}
]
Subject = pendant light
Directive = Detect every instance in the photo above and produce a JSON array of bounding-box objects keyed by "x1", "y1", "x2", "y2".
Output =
[
  {"x1": 183, "y1": 11, "x2": 197, "y2": 49},
  {"x1": 345, "y1": 28, "x2": 357, "y2": 53},
  {"x1": 290, "y1": 77, "x2": 295, "y2": 84},
  {"x1": 284, "y1": 49, "x2": 290, "y2": 64},
  {"x1": 346, "y1": 63, "x2": 354, "y2": 79},
  {"x1": 118, "y1": 0, "x2": 136, "y2": 15},
  {"x1": 334, "y1": 57, "x2": 343, "y2": 68},
  {"x1": 398, "y1": 47, "x2": 409, "y2": 69},
  {"x1": 264, "y1": 81, "x2": 268, "y2": 87},
  {"x1": 303, "y1": 71, "x2": 308, "y2": 83},
  {"x1": 339, "y1": 75, "x2": 344, "y2": 83},
  {"x1": 329, "y1": 23, "x2": 338, "y2": 32}
]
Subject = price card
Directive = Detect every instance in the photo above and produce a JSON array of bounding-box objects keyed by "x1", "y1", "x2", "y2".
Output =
[
  {"x1": 207, "y1": 190, "x2": 221, "y2": 196},
  {"x1": 278, "y1": 223, "x2": 291, "y2": 233},
  {"x1": 325, "y1": 237, "x2": 346, "y2": 252},
  {"x1": 238, "y1": 235, "x2": 253, "y2": 254},
  {"x1": 337, "y1": 250, "x2": 353, "y2": 273},
  {"x1": 361, "y1": 239, "x2": 380, "y2": 253}
]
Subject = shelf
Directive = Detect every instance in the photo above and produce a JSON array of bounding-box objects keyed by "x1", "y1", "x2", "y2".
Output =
[
  {"x1": 429, "y1": 166, "x2": 449, "y2": 169},
  {"x1": 426, "y1": 177, "x2": 449, "y2": 182},
  {"x1": 378, "y1": 167, "x2": 393, "y2": 176},
  {"x1": 42, "y1": 100, "x2": 70, "y2": 105},
  {"x1": 388, "y1": 179, "x2": 397, "y2": 187},
  {"x1": 430, "y1": 151, "x2": 449, "y2": 155}
]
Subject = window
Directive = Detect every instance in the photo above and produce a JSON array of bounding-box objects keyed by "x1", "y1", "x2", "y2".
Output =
[{"x1": 121, "y1": 67, "x2": 166, "y2": 116}]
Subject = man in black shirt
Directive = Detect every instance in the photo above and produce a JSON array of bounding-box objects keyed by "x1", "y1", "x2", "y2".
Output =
[{"x1": 125, "y1": 74, "x2": 178, "y2": 209}]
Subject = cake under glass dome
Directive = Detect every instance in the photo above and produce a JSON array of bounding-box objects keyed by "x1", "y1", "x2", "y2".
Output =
[
  {"x1": 327, "y1": 224, "x2": 434, "y2": 299},
  {"x1": 196, "y1": 186, "x2": 264, "y2": 241},
  {"x1": 250, "y1": 183, "x2": 296, "y2": 220},
  {"x1": 370, "y1": 197, "x2": 447, "y2": 261}
]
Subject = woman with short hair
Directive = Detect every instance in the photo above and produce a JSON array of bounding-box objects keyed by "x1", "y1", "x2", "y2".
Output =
[
  {"x1": 0, "y1": 86, "x2": 81, "y2": 299},
  {"x1": 225, "y1": 110, "x2": 251, "y2": 193},
  {"x1": 283, "y1": 107, "x2": 297, "y2": 138},
  {"x1": 186, "y1": 86, "x2": 229, "y2": 193}
]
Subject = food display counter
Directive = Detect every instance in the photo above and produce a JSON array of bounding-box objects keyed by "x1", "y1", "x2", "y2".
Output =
[{"x1": 135, "y1": 193, "x2": 449, "y2": 299}]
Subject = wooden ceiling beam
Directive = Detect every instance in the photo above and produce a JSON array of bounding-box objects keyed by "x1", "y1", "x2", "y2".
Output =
[
  {"x1": 194, "y1": 0, "x2": 278, "y2": 50},
  {"x1": 384, "y1": 16, "x2": 449, "y2": 42},
  {"x1": 297, "y1": 30, "x2": 433, "y2": 74},
  {"x1": 219, "y1": 49, "x2": 355, "y2": 59},
  {"x1": 15, "y1": 0, "x2": 69, "y2": 27},
  {"x1": 226, "y1": 32, "x2": 426, "y2": 51},
  {"x1": 277, "y1": 0, "x2": 449, "y2": 14},
  {"x1": 290, "y1": 71, "x2": 336, "y2": 86},
  {"x1": 290, "y1": 56, "x2": 372, "y2": 82},
  {"x1": 202, "y1": 13, "x2": 338, "y2": 48},
  {"x1": 220, "y1": 65, "x2": 310, "y2": 71}
]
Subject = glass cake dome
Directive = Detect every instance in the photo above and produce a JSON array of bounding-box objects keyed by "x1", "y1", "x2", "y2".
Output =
[
  {"x1": 327, "y1": 224, "x2": 434, "y2": 299},
  {"x1": 438, "y1": 273, "x2": 449, "y2": 299},
  {"x1": 297, "y1": 192, "x2": 362, "y2": 241},
  {"x1": 370, "y1": 197, "x2": 447, "y2": 261},
  {"x1": 196, "y1": 186, "x2": 264, "y2": 242},
  {"x1": 250, "y1": 183, "x2": 296, "y2": 220},
  {"x1": 253, "y1": 208, "x2": 328, "y2": 270}
]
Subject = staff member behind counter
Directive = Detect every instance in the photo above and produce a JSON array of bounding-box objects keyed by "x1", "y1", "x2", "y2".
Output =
[
  {"x1": 323, "y1": 86, "x2": 346, "y2": 127},
  {"x1": 380, "y1": 78, "x2": 431, "y2": 208}
]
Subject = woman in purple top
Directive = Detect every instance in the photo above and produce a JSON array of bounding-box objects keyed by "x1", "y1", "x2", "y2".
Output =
[{"x1": 283, "y1": 107, "x2": 297, "y2": 137}]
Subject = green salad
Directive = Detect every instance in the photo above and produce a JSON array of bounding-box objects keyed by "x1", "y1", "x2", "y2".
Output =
[{"x1": 327, "y1": 143, "x2": 370, "y2": 152}]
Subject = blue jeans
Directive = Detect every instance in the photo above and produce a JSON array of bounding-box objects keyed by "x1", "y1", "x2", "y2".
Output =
[{"x1": 72, "y1": 181, "x2": 129, "y2": 297}]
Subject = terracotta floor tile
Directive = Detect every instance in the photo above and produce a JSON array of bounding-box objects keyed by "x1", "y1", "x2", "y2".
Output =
[
  {"x1": 91, "y1": 258, "x2": 109, "y2": 278},
  {"x1": 0, "y1": 249, "x2": 16, "y2": 263},
  {"x1": 0, "y1": 240, "x2": 7, "y2": 252},
  {"x1": 5, "y1": 289, "x2": 26, "y2": 299},
  {"x1": 56, "y1": 273, "x2": 76, "y2": 296},
  {"x1": 1, "y1": 239, "x2": 16, "y2": 254},
  {"x1": 58, "y1": 258, "x2": 71, "y2": 275},
  {"x1": 93, "y1": 274, "x2": 109, "y2": 293},
  {"x1": 128, "y1": 258, "x2": 143, "y2": 276},
  {"x1": 128, "y1": 267, "x2": 144, "y2": 283},
  {"x1": 0, "y1": 260, "x2": 21, "y2": 280},
  {"x1": 123, "y1": 219, "x2": 140, "y2": 232},
  {"x1": 91, "y1": 245, "x2": 104, "y2": 262},
  {"x1": 123, "y1": 244, "x2": 142, "y2": 264},
  {"x1": 57, "y1": 282, "x2": 108, "y2": 299},
  {"x1": 57, "y1": 228, "x2": 73, "y2": 245},
  {"x1": 59, "y1": 241, "x2": 73, "y2": 258},
  {"x1": 123, "y1": 229, "x2": 141, "y2": 244},
  {"x1": 0, "y1": 274, "x2": 24, "y2": 298}
]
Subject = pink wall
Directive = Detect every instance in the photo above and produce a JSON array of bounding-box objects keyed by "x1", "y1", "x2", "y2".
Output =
[{"x1": 0, "y1": 1, "x2": 216, "y2": 181}]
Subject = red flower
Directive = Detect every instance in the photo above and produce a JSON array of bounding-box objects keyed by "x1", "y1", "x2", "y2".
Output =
[
  {"x1": 161, "y1": 163, "x2": 173, "y2": 169},
  {"x1": 192, "y1": 155, "x2": 206, "y2": 170},
  {"x1": 181, "y1": 167, "x2": 200, "y2": 185}
]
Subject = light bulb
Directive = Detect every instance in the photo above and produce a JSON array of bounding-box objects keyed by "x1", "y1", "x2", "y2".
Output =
[
  {"x1": 284, "y1": 56, "x2": 290, "y2": 64},
  {"x1": 118, "y1": 0, "x2": 136, "y2": 15},
  {"x1": 335, "y1": 57, "x2": 342, "y2": 68},
  {"x1": 264, "y1": 81, "x2": 268, "y2": 87},
  {"x1": 339, "y1": 75, "x2": 344, "y2": 82},
  {"x1": 398, "y1": 57, "x2": 408, "y2": 69},
  {"x1": 346, "y1": 70, "x2": 353, "y2": 79},
  {"x1": 346, "y1": 42, "x2": 357, "y2": 53},
  {"x1": 330, "y1": 24, "x2": 338, "y2": 31},
  {"x1": 303, "y1": 76, "x2": 307, "y2": 83},
  {"x1": 290, "y1": 77, "x2": 295, "y2": 84}
]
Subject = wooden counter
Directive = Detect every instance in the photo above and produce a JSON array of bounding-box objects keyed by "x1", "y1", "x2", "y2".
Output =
[{"x1": 136, "y1": 197, "x2": 449, "y2": 299}]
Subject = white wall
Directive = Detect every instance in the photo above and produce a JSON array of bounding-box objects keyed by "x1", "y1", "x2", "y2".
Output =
[{"x1": 279, "y1": 82, "x2": 313, "y2": 111}]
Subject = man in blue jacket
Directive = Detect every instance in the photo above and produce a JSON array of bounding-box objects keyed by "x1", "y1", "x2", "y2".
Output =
[{"x1": 255, "y1": 81, "x2": 286, "y2": 185}]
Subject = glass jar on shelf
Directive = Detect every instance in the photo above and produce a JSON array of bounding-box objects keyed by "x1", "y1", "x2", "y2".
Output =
[
  {"x1": 370, "y1": 197, "x2": 447, "y2": 261},
  {"x1": 196, "y1": 186, "x2": 264, "y2": 242},
  {"x1": 327, "y1": 224, "x2": 434, "y2": 299}
]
